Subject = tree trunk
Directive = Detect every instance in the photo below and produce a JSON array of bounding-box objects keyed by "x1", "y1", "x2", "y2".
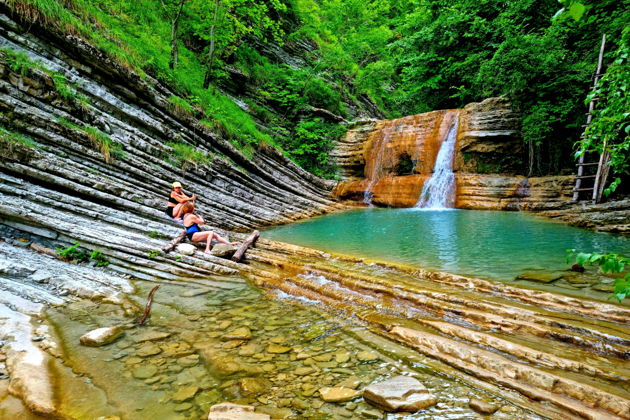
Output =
[
  {"x1": 203, "y1": 0, "x2": 221, "y2": 89},
  {"x1": 168, "y1": 0, "x2": 186, "y2": 70},
  {"x1": 162, "y1": 230, "x2": 186, "y2": 253},
  {"x1": 231, "y1": 230, "x2": 260, "y2": 262}
]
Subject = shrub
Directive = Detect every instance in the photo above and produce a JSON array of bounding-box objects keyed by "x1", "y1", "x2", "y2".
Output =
[
  {"x1": 56, "y1": 241, "x2": 89, "y2": 262},
  {"x1": 567, "y1": 249, "x2": 630, "y2": 302},
  {"x1": 89, "y1": 249, "x2": 110, "y2": 267}
]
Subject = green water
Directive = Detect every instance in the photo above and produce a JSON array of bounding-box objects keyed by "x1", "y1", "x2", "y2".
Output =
[{"x1": 264, "y1": 208, "x2": 629, "y2": 282}]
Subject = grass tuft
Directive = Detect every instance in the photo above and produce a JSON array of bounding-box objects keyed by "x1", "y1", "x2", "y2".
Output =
[{"x1": 165, "y1": 142, "x2": 212, "y2": 171}]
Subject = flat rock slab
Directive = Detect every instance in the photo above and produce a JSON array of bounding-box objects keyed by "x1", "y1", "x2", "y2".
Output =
[
  {"x1": 468, "y1": 398, "x2": 499, "y2": 414},
  {"x1": 79, "y1": 327, "x2": 124, "y2": 347},
  {"x1": 208, "y1": 402, "x2": 270, "y2": 420},
  {"x1": 133, "y1": 330, "x2": 171, "y2": 343},
  {"x1": 172, "y1": 386, "x2": 199, "y2": 403},
  {"x1": 363, "y1": 376, "x2": 437, "y2": 412},
  {"x1": 515, "y1": 271, "x2": 563, "y2": 283},
  {"x1": 223, "y1": 327, "x2": 252, "y2": 341},
  {"x1": 318, "y1": 387, "x2": 361, "y2": 403}
]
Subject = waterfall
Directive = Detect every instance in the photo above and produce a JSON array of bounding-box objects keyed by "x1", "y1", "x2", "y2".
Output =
[
  {"x1": 363, "y1": 124, "x2": 395, "y2": 204},
  {"x1": 416, "y1": 115, "x2": 459, "y2": 209}
]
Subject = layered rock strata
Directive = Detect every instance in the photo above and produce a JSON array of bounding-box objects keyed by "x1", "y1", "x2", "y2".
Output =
[
  {"x1": 332, "y1": 97, "x2": 575, "y2": 209},
  {"x1": 244, "y1": 238, "x2": 630, "y2": 420}
]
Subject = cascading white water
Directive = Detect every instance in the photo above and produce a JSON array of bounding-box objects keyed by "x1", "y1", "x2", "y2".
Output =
[
  {"x1": 363, "y1": 125, "x2": 395, "y2": 204},
  {"x1": 416, "y1": 115, "x2": 459, "y2": 209}
]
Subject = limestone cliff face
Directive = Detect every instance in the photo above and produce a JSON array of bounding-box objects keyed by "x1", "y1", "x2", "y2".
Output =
[
  {"x1": 0, "y1": 13, "x2": 341, "y2": 257},
  {"x1": 332, "y1": 97, "x2": 573, "y2": 209}
]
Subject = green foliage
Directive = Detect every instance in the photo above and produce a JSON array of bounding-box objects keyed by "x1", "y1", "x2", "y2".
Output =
[
  {"x1": 147, "y1": 249, "x2": 161, "y2": 259},
  {"x1": 578, "y1": 28, "x2": 630, "y2": 195},
  {"x1": 567, "y1": 249, "x2": 630, "y2": 302},
  {"x1": 89, "y1": 249, "x2": 110, "y2": 267},
  {"x1": 0, "y1": 47, "x2": 40, "y2": 75},
  {"x1": 0, "y1": 126, "x2": 38, "y2": 149},
  {"x1": 84, "y1": 126, "x2": 126, "y2": 163},
  {"x1": 166, "y1": 142, "x2": 212, "y2": 171},
  {"x1": 56, "y1": 242, "x2": 90, "y2": 262},
  {"x1": 280, "y1": 117, "x2": 344, "y2": 178},
  {"x1": 148, "y1": 230, "x2": 168, "y2": 239},
  {"x1": 167, "y1": 96, "x2": 195, "y2": 117}
]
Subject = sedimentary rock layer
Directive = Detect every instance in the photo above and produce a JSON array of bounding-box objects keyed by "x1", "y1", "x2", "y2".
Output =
[
  {"x1": 0, "y1": 10, "x2": 341, "y2": 247},
  {"x1": 243, "y1": 239, "x2": 630, "y2": 420}
]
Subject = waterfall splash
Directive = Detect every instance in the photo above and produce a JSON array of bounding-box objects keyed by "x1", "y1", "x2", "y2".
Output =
[{"x1": 416, "y1": 115, "x2": 459, "y2": 209}]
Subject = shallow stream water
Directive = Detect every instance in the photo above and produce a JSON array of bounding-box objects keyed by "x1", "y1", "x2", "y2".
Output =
[
  {"x1": 45, "y1": 278, "x2": 538, "y2": 419},
  {"x1": 264, "y1": 208, "x2": 629, "y2": 299}
]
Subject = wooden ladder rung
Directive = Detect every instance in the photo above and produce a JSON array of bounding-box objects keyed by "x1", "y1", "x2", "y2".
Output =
[
  {"x1": 573, "y1": 188, "x2": 594, "y2": 192},
  {"x1": 576, "y1": 175, "x2": 596, "y2": 179},
  {"x1": 577, "y1": 162, "x2": 599, "y2": 166}
]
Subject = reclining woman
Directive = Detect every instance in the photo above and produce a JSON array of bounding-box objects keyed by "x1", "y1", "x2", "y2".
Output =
[
  {"x1": 166, "y1": 181, "x2": 195, "y2": 220},
  {"x1": 181, "y1": 202, "x2": 238, "y2": 254}
]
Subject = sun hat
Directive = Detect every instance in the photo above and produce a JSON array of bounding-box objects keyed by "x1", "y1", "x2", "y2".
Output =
[{"x1": 172, "y1": 181, "x2": 182, "y2": 188}]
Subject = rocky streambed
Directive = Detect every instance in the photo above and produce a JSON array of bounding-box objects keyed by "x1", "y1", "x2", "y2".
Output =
[{"x1": 1, "y1": 240, "x2": 540, "y2": 420}]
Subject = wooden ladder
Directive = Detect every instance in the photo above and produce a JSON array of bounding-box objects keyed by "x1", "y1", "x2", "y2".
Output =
[{"x1": 573, "y1": 34, "x2": 610, "y2": 204}]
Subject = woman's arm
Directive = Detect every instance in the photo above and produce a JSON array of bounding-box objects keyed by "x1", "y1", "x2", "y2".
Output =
[
  {"x1": 171, "y1": 191, "x2": 195, "y2": 203},
  {"x1": 190, "y1": 214, "x2": 205, "y2": 225}
]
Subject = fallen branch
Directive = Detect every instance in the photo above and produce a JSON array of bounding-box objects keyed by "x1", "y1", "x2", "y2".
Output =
[
  {"x1": 30, "y1": 243, "x2": 63, "y2": 259},
  {"x1": 135, "y1": 285, "x2": 160, "y2": 326},
  {"x1": 162, "y1": 230, "x2": 186, "y2": 253},
  {"x1": 231, "y1": 230, "x2": 260, "y2": 262}
]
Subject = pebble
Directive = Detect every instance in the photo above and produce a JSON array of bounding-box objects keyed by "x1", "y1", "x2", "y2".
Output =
[
  {"x1": 173, "y1": 402, "x2": 192, "y2": 412},
  {"x1": 132, "y1": 365, "x2": 158, "y2": 379},
  {"x1": 136, "y1": 343, "x2": 162, "y2": 357},
  {"x1": 267, "y1": 344, "x2": 292, "y2": 354},
  {"x1": 357, "y1": 351, "x2": 378, "y2": 362},
  {"x1": 171, "y1": 386, "x2": 199, "y2": 403}
]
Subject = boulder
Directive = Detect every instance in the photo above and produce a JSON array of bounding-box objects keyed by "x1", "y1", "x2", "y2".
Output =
[
  {"x1": 363, "y1": 376, "x2": 437, "y2": 412},
  {"x1": 207, "y1": 403, "x2": 270, "y2": 420},
  {"x1": 176, "y1": 243, "x2": 197, "y2": 256},
  {"x1": 79, "y1": 326, "x2": 124, "y2": 347},
  {"x1": 210, "y1": 244, "x2": 237, "y2": 258}
]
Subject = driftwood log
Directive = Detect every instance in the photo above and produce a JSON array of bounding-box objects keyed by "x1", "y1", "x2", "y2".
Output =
[
  {"x1": 136, "y1": 285, "x2": 160, "y2": 326},
  {"x1": 162, "y1": 230, "x2": 186, "y2": 253},
  {"x1": 231, "y1": 230, "x2": 260, "y2": 262}
]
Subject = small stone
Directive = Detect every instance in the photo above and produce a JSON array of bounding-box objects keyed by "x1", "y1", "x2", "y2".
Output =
[
  {"x1": 218, "y1": 320, "x2": 232, "y2": 330},
  {"x1": 171, "y1": 386, "x2": 199, "y2": 403},
  {"x1": 335, "y1": 352, "x2": 351, "y2": 363},
  {"x1": 292, "y1": 398, "x2": 310, "y2": 411},
  {"x1": 80, "y1": 327, "x2": 124, "y2": 347},
  {"x1": 468, "y1": 398, "x2": 499, "y2": 414},
  {"x1": 177, "y1": 355, "x2": 199, "y2": 367},
  {"x1": 238, "y1": 342, "x2": 260, "y2": 356},
  {"x1": 136, "y1": 343, "x2": 162, "y2": 357},
  {"x1": 294, "y1": 367, "x2": 315, "y2": 376},
  {"x1": 176, "y1": 243, "x2": 196, "y2": 255},
  {"x1": 174, "y1": 402, "x2": 193, "y2": 412},
  {"x1": 133, "y1": 330, "x2": 171, "y2": 343},
  {"x1": 208, "y1": 402, "x2": 270, "y2": 420},
  {"x1": 319, "y1": 387, "x2": 361, "y2": 403},
  {"x1": 132, "y1": 365, "x2": 158, "y2": 379},
  {"x1": 314, "y1": 353, "x2": 333, "y2": 362},
  {"x1": 210, "y1": 244, "x2": 237, "y2": 258},
  {"x1": 223, "y1": 340, "x2": 246, "y2": 349},
  {"x1": 337, "y1": 376, "x2": 362, "y2": 390},
  {"x1": 239, "y1": 377, "x2": 271, "y2": 396},
  {"x1": 296, "y1": 352, "x2": 310, "y2": 360},
  {"x1": 360, "y1": 408, "x2": 384, "y2": 419},
  {"x1": 270, "y1": 336, "x2": 286, "y2": 344},
  {"x1": 357, "y1": 351, "x2": 378, "y2": 362},
  {"x1": 267, "y1": 344, "x2": 292, "y2": 354},
  {"x1": 224, "y1": 327, "x2": 252, "y2": 341}
]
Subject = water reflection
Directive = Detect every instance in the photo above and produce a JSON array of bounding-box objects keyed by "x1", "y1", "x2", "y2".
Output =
[{"x1": 265, "y1": 209, "x2": 629, "y2": 282}]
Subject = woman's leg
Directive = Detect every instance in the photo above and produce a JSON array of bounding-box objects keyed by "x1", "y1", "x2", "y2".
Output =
[
  {"x1": 172, "y1": 203, "x2": 184, "y2": 219},
  {"x1": 191, "y1": 231, "x2": 214, "y2": 253},
  {"x1": 210, "y1": 232, "x2": 238, "y2": 246}
]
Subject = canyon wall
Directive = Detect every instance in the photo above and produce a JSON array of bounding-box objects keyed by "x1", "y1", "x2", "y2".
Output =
[
  {"x1": 0, "y1": 10, "x2": 343, "y2": 257},
  {"x1": 332, "y1": 97, "x2": 574, "y2": 209}
]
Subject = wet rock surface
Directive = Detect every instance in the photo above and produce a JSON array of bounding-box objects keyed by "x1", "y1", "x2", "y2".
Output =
[
  {"x1": 363, "y1": 376, "x2": 437, "y2": 412},
  {"x1": 79, "y1": 327, "x2": 124, "y2": 347}
]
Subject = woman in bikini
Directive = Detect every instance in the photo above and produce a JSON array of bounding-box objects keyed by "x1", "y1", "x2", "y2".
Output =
[
  {"x1": 166, "y1": 181, "x2": 195, "y2": 220},
  {"x1": 181, "y1": 202, "x2": 237, "y2": 254}
]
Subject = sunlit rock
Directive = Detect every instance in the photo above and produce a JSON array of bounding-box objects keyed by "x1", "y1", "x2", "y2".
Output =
[
  {"x1": 363, "y1": 376, "x2": 437, "y2": 412},
  {"x1": 468, "y1": 398, "x2": 499, "y2": 414},
  {"x1": 207, "y1": 402, "x2": 270, "y2": 420},
  {"x1": 318, "y1": 386, "x2": 361, "y2": 402},
  {"x1": 79, "y1": 327, "x2": 124, "y2": 347},
  {"x1": 176, "y1": 244, "x2": 197, "y2": 256}
]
